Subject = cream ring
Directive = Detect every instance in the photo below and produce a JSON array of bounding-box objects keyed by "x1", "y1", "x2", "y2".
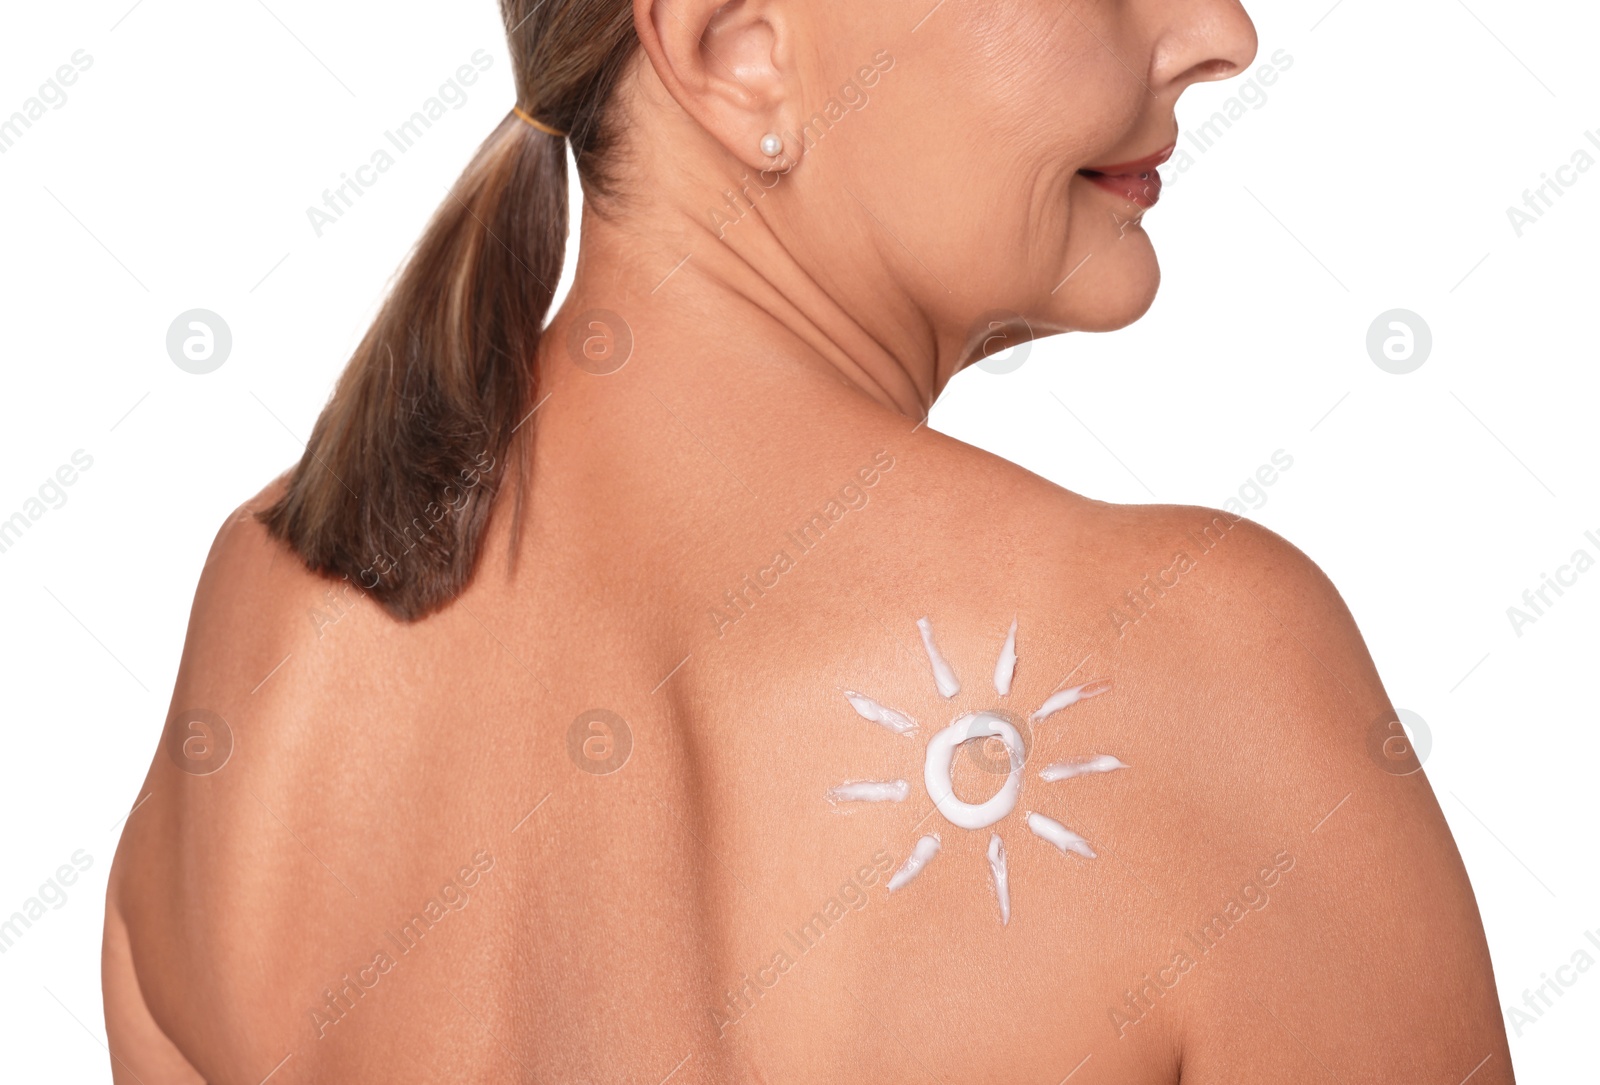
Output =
[{"x1": 923, "y1": 712, "x2": 1025, "y2": 829}]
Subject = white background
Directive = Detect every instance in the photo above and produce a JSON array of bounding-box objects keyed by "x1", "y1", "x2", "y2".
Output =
[{"x1": 1, "y1": 0, "x2": 1595, "y2": 1080}]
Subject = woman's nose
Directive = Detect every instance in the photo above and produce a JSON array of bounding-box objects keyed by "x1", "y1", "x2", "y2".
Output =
[{"x1": 1146, "y1": 0, "x2": 1260, "y2": 94}]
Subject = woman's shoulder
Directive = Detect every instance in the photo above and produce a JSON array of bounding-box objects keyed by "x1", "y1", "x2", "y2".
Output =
[
  {"x1": 179, "y1": 476, "x2": 407, "y2": 689},
  {"x1": 904, "y1": 461, "x2": 1505, "y2": 1074},
  {"x1": 185, "y1": 476, "x2": 322, "y2": 638},
  {"x1": 909, "y1": 431, "x2": 1366, "y2": 670},
  {"x1": 106, "y1": 476, "x2": 500, "y2": 1077}
]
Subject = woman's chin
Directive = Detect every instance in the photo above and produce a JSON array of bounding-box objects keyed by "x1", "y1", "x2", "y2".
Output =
[{"x1": 1048, "y1": 251, "x2": 1161, "y2": 333}]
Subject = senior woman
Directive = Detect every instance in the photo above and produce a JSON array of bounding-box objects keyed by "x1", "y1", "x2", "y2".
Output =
[{"x1": 103, "y1": 0, "x2": 1511, "y2": 1081}]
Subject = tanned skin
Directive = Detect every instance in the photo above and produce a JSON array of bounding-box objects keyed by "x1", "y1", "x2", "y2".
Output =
[{"x1": 104, "y1": 0, "x2": 1512, "y2": 1080}]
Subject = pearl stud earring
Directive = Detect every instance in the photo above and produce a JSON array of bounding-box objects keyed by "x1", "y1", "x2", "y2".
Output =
[{"x1": 760, "y1": 133, "x2": 783, "y2": 156}]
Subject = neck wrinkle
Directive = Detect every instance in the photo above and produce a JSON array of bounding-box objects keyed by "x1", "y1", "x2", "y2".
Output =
[{"x1": 570, "y1": 181, "x2": 943, "y2": 421}]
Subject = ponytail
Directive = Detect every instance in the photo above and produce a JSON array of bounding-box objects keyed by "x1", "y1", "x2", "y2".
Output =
[
  {"x1": 262, "y1": 2, "x2": 640, "y2": 619},
  {"x1": 260, "y1": 118, "x2": 569, "y2": 620}
]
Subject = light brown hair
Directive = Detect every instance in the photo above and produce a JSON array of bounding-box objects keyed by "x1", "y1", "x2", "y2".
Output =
[{"x1": 260, "y1": 0, "x2": 638, "y2": 619}]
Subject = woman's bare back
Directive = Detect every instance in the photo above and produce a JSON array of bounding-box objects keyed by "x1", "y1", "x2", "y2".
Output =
[{"x1": 104, "y1": 389, "x2": 1509, "y2": 1084}]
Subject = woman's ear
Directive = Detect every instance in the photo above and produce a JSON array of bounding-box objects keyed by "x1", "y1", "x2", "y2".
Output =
[{"x1": 633, "y1": 0, "x2": 795, "y2": 170}]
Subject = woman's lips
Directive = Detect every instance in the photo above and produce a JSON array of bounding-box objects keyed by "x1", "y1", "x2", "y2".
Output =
[{"x1": 1078, "y1": 143, "x2": 1176, "y2": 210}]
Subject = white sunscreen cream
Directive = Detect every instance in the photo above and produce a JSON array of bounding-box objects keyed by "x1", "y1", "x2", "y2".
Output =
[
  {"x1": 994, "y1": 617, "x2": 1018, "y2": 696},
  {"x1": 842, "y1": 690, "x2": 919, "y2": 735},
  {"x1": 888, "y1": 834, "x2": 942, "y2": 891},
  {"x1": 917, "y1": 617, "x2": 961, "y2": 698},
  {"x1": 923, "y1": 712, "x2": 1024, "y2": 830},
  {"x1": 1030, "y1": 679, "x2": 1111, "y2": 722},
  {"x1": 1027, "y1": 811, "x2": 1096, "y2": 859},
  {"x1": 826, "y1": 619, "x2": 1124, "y2": 922},
  {"x1": 988, "y1": 832, "x2": 1010, "y2": 925},
  {"x1": 1039, "y1": 755, "x2": 1128, "y2": 782},
  {"x1": 827, "y1": 780, "x2": 910, "y2": 803}
]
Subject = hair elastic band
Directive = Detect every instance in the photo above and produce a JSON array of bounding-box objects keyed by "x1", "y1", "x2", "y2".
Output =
[{"x1": 512, "y1": 105, "x2": 566, "y2": 138}]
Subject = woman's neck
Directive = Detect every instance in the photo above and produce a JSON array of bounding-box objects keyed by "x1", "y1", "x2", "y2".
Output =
[{"x1": 544, "y1": 188, "x2": 954, "y2": 421}]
